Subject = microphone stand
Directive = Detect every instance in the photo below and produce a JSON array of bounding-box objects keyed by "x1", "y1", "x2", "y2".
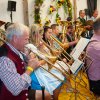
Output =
[{"x1": 10, "y1": 11, "x2": 13, "y2": 23}]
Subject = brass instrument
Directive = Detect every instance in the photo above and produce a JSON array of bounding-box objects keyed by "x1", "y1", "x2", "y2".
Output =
[
  {"x1": 25, "y1": 43, "x2": 92, "y2": 91},
  {"x1": 0, "y1": 36, "x2": 65, "y2": 82},
  {"x1": 25, "y1": 44, "x2": 69, "y2": 82},
  {"x1": 0, "y1": 20, "x2": 6, "y2": 46},
  {"x1": 50, "y1": 35, "x2": 74, "y2": 61},
  {"x1": 40, "y1": 38, "x2": 72, "y2": 69},
  {"x1": 60, "y1": 21, "x2": 71, "y2": 43},
  {"x1": 44, "y1": 54, "x2": 57, "y2": 64},
  {"x1": 0, "y1": 37, "x2": 90, "y2": 92},
  {"x1": 0, "y1": 29, "x2": 6, "y2": 46},
  {"x1": 75, "y1": 27, "x2": 85, "y2": 39},
  {"x1": 50, "y1": 35, "x2": 69, "y2": 49},
  {"x1": 0, "y1": 36, "x2": 6, "y2": 43},
  {"x1": 62, "y1": 25, "x2": 66, "y2": 42}
]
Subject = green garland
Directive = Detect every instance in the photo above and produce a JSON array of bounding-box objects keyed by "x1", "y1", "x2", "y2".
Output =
[
  {"x1": 56, "y1": 0, "x2": 72, "y2": 24},
  {"x1": 34, "y1": 0, "x2": 43, "y2": 24},
  {"x1": 67, "y1": 0, "x2": 72, "y2": 18},
  {"x1": 62, "y1": 0, "x2": 72, "y2": 18},
  {"x1": 33, "y1": 0, "x2": 72, "y2": 25}
]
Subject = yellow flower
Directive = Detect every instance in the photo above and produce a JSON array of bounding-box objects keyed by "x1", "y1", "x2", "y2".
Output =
[{"x1": 49, "y1": 5, "x2": 56, "y2": 13}]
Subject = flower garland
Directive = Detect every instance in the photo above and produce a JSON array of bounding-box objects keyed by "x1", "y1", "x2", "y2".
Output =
[
  {"x1": 57, "y1": 0, "x2": 65, "y2": 8},
  {"x1": 33, "y1": 0, "x2": 72, "y2": 25},
  {"x1": 67, "y1": 0, "x2": 72, "y2": 18},
  {"x1": 44, "y1": 17, "x2": 51, "y2": 26},
  {"x1": 34, "y1": 0, "x2": 43, "y2": 24},
  {"x1": 56, "y1": 13, "x2": 61, "y2": 24}
]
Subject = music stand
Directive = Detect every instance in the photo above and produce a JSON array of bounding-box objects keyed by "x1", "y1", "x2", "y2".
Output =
[{"x1": 65, "y1": 37, "x2": 95, "y2": 100}]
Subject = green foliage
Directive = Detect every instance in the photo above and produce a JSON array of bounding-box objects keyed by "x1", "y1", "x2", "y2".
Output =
[
  {"x1": 33, "y1": 0, "x2": 72, "y2": 25},
  {"x1": 34, "y1": 0, "x2": 43, "y2": 24},
  {"x1": 62, "y1": 0, "x2": 68, "y2": 15},
  {"x1": 35, "y1": 0, "x2": 43, "y2": 6}
]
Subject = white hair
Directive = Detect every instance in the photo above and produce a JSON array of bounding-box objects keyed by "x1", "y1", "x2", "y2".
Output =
[{"x1": 6, "y1": 22, "x2": 29, "y2": 41}]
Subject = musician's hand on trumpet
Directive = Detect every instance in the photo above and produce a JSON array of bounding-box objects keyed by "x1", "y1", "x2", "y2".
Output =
[
  {"x1": 24, "y1": 48, "x2": 41, "y2": 71},
  {"x1": 62, "y1": 42, "x2": 69, "y2": 49},
  {"x1": 28, "y1": 57, "x2": 41, "y2": 70},
  {"x1": 27, "y1": 53, "x2": 41, "y2": 69}
]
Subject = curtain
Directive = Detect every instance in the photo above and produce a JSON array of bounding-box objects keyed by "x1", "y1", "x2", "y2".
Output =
[{"x1": 87, "y1": 0, "x2": 97, "y2": 17}]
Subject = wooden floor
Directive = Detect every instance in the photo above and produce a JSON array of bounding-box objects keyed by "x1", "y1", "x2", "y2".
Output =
[{"x1": 58, "y1": 72, "x2": 98, "y2": 100}]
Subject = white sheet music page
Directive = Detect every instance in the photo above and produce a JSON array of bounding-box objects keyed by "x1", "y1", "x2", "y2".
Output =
[
  {"x1": 70, "y1": 59, "x2": 84, "y2": 75},
  {"x1": 70, "y1": 37, "x2": 90, "y2": 59}
]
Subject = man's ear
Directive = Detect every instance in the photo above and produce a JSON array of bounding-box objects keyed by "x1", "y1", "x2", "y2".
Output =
[{"x1": 13, "y1": 35, "x2": 17, "y2": 43}]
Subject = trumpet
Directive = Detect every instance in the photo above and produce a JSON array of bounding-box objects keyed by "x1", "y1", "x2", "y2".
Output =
[
  {"x1": 50, "y1": 35, "x2": 74, "y2": 62},
  {"x1": 25, "y1": 43, "x2": 69, "y2": 82},
  {"x1": 0, "y1": 37, "x2": 65, "y2": 82},
  {"x1": 25, "y1": 41, "x2": 92, "y2": 89},
  {"x1": 0, "y1": 29, "x2": 6, "y2": 46},
  {"x1": 40, "y1": 38, "x2": 72, "y2": 67},
  {"x1": 0, "y1": 36, "x2": 6, "y2": 44},
  {"x1": 50, "y1": 35, "x2": 69, "y2": 49},
  {"x1": 0, "y1": 37, "x2": 89, "y2": 89}
]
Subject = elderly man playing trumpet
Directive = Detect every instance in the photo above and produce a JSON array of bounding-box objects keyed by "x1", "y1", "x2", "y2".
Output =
[{"x1": 0, "y1": 23, "x2": 51, "y2": 100}]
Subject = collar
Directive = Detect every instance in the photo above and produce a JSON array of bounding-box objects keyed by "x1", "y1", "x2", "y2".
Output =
[{"x1": 6, "y1": 42, "x2": 24, "y2": 60}]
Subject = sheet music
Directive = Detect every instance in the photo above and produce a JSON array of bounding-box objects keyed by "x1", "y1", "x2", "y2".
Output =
[
  {"x1": 53, "y1": 60, "x2": 69, "y2": 72},
  {"x1": 69, "y1": 37, "x2": 90, "y2": 75},
  {"x1": 71, "y1": 37, "x2": 90, "y2": 59},
  {"x1": 70, "y1": 59, "x2": 84, "y2": 75}
]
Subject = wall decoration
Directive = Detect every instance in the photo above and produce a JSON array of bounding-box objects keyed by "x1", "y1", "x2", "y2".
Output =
[
  {"x1": 33, "y1": 0, "x2": 72, "y2": 26},
  {"x1": 56, "y1": 13, "x2": 61, "y2": 24},
  {"x1": 44, "y1": 17, "x2": 51, "y2": 26},
  {"x1": 34, "y1": 0, "x2": 43, "y2": 24}
]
